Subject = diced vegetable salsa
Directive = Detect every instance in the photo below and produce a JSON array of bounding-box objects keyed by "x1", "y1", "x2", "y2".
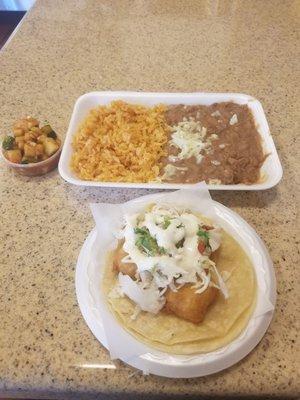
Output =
[{"x1": 2, "y1": 117, "x2": 60, "y2": 164}]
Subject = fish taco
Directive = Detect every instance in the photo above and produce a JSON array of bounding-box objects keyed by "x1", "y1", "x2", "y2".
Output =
[{"x1": 102, "y1": 203, "x2": 257, "y2": 354}]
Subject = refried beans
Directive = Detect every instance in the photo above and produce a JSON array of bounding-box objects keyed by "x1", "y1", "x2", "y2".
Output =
[{"x1": 160, "y1": 102, "x2": 266, "y2": 184}]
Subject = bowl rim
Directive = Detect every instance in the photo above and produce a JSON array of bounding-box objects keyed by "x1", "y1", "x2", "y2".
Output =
[{"x1": 0, "y1": 136, "x2": 62, "y2": 168}]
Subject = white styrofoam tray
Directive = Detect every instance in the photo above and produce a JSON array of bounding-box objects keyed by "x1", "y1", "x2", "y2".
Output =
[
  {"x1": 75, "y1": 194, "x2": 276, "y2": 378},
  {"x1": 59, "y1": 91, "x2": 282, "y2": 190}
]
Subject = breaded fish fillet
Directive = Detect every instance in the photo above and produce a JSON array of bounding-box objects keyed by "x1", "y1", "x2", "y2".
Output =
[
  {"x1": 113, "y1": 243, "x2": 137, "y2": 279},
  {"x1": 113, "y1": 243, "x2": 218, "y2": 324},
  {"x1": 165, "y1": 285, "x2": 218, "y2": 324}
]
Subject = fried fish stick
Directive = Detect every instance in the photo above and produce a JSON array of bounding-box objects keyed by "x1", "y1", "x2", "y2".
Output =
[
  {"x1": 165, "y1": 284, "x2": 218, "y2": 324},
  {"x1": 113, "y1": 243, "x2": 137, "y2": 279}
]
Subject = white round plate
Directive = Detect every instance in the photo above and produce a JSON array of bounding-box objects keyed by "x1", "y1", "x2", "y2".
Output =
[{"x1": 75, "y1": 200, "x2": 276, "y2": 378}]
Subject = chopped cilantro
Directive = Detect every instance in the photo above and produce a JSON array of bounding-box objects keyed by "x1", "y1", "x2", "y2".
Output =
[
  {"x1": 134, "y1": 226, "x2": 166, "y2": 256},
  {"x1": 175, "y1": 238, "x2": 185, "y2": 248},
  {"x1": 197, "y1": 227, "x2": 210, "y2": 245},
  {"x1": 162, "y1": 217, "x2": 184, "y2": 230},
  {"x1": 47, "y1": 130, "x2": 57, "y2": 139},
  {"x1": 162, "y1": 216, "x2": 171, "y2": 229},
  {"x1": 2, "y1": 136, "x2": 15, "y2": 150},
  {"x1": 134, "y1": 227, "x2": 148, "y2": 235},
  {"x1": 158, "y1": 246, "x2": 167, "y2": 254}
]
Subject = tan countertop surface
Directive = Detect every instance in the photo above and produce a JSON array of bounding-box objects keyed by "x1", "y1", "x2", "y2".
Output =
[{"x1": 0, "y1": 0, "x2": 299, "y2": 398}]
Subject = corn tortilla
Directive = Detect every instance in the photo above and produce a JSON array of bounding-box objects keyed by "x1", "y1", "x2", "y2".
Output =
[{"x1": 102, "y1": 229, "x2": 257, "y2": 355}]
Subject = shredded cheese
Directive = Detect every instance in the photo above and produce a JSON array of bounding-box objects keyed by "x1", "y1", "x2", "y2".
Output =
[
  {"x1": 211, "y1": 160, "x2": 221, "y2": 166},
  {"x1": 161, "y1": 164, "x2": 188, "y2": 180},
  {"x1": 229, "y1": 114, "x2": 238, "y2": 125},
  {"x1": 208, "y1": 179, "x2": 221, "y2": 185},
  {"x1": 169, "y1": 119, "x2": 208, "y2": 164},
  {"x1": 211, "y1": 110, "x2": 221, "y2": 118}
]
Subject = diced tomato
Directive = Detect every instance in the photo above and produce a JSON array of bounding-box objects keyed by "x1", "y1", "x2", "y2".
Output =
[
  {"x1": 202, "y1": 225, "x2": 213, "y2": 230},
  {"x1": 198, "y1": 241, "x2": 206, "y2": 254}
]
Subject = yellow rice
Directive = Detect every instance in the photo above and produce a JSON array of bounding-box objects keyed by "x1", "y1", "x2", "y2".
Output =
[{"x1": 70, "y1": 100, "x2": 169, "y2": 182}]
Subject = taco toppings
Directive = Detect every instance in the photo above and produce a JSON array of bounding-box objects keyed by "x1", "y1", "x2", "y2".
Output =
[{"x1": 111, "y1": 204, "x2": 228, "y2": 324}]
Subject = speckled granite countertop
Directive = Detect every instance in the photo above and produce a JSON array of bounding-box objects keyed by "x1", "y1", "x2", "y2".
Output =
[{"x1": 0, "y1": 0, "x2": 299, "y2": 399}]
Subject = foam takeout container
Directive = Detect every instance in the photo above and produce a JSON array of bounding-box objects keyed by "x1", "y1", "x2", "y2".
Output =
[{"x1": 59, "y1": 91, "x2": 282, "y2": 190}]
